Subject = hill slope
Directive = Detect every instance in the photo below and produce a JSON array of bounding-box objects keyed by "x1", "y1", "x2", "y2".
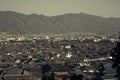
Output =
[{"x1": 0, "y1": 11, "x2": 120, "y2": 33}]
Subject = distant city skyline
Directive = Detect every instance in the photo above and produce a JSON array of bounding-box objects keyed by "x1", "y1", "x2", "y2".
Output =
[{"x1": 0, "y1": 0, "x2": 120, "y2": 18}]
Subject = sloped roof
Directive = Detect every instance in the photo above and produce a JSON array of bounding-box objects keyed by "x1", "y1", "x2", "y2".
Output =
[
  {"x1": 5, "y1": 67, "x2": 22, "y2": 75},
  {"x1": 102, "y1": 74, "x2": 116, "y2": 79}
]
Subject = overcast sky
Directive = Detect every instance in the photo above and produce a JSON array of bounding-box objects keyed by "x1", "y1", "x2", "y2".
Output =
[{"x1": 0, "y1": 0, "x2": 119, "y2": 17}]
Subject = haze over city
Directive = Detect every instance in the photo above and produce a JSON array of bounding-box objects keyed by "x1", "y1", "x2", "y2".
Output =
[{"x1": 0, "y1": 0, "x2": 120, "y2": 17}]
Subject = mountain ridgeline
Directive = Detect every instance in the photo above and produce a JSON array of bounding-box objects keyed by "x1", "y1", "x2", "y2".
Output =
[{"x1": 0, "y1": 11, "x2": 120, "y2": 33}]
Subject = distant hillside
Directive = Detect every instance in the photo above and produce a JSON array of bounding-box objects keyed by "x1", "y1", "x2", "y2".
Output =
[{"x1": 0, "y1": 11, "x2": 120, "y2": 33}]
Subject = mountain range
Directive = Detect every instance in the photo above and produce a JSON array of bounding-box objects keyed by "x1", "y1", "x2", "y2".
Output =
[{"x1": 0, "y1": 11, "x2": 120, "y2": 33}]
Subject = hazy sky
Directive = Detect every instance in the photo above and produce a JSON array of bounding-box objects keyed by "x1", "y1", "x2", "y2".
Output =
[{"x1": 0, "y1": 0, "x2": 120, "y2": 17}]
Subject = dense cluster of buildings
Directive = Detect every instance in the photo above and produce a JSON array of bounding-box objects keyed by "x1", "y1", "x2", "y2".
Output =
[{"x1": 0, "y1": 32, "x2": 118, "y2": 80}]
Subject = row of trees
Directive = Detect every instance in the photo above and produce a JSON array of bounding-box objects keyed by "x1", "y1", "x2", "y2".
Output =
[{"x1": 111, "y1": 32, "x2": 120, "y2": 80}]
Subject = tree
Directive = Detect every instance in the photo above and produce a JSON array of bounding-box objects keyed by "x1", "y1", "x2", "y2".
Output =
[
  {"x1": 41, "y1": 64, "x2": 52, "y2": 74},
  {"x1": 48, "y1": 72, "x2": 55, "y2": 80},
  {"x1": 70, "y1": 73, "x2": 84, "y2": 80},
  {"x1": 111, "y1": 32, "x2": 120, "y2": 79},
  {"x1": 91, "y1": 62, "x2": 105, "y2": 80},
  {"x1": 41, "y1": 64, "x2": 52, "y2": 80}
]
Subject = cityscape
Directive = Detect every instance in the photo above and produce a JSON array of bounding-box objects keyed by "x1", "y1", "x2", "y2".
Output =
[
  {"x1": 0, "y1": 0, "x2": 120, "y2": 80},
  {"x1": 0, "y1": 32, "x2": 119, "y2": 80}
]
